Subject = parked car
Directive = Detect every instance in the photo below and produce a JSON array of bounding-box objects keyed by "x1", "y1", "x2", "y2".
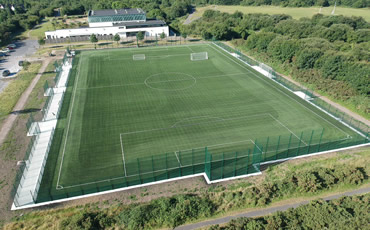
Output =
[
  {"x1": 2, "y1": 70, "x2": 10, "y2": 77},
  {"x1": 0, "y1": 52, "x2": 6, "y2": 57},
  {"x1": 18, "y1": 60, "x2": 24, "y2": 66},
  {"x1": 2, "y1": 48, "x2": 10, "y2": 53},
  {"x1": 7, "y1": 44, "x2": 16, "y2": 49},
  {"x1": 7, "y1": 46, "x2": 14, "y2": 51}
]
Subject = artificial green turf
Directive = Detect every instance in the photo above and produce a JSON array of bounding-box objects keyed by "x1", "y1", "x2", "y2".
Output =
[{"x1": 44, "y1": 44, "x2": 362, "y2": 193}]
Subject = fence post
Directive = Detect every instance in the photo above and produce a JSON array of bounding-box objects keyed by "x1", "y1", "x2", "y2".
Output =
[
  {"x1": 165, "y1": 153, "x2": 169, "y2": 179},
  {"x1": 307, "y1": 130, "x2": 315, "y2": 154},
  {"x1": 287, "y1": 134, "x2": 292, "y2": 158},
  {"x1": 151, "y1": 155, "x2": 155, "y2": 181},
  {"x1": 317, "y1": 128, "x2": 324, "y2": 152},
  {"x1": 221, "y1": 153, "x2": 224, "y2": 179},
  {"x1": 233, "y1": 152, "x2": 237, "y2": 177},
  {"x1": 275, "y1": 136, "x2": 281, "y2": 160},
  {"x1": 137, "y1": 158, "x2": 142, "y2": 184},
  {"x1": 246, "y1": 149, "x2": 250, "y2": 173},
  {"x1": 178, "y1": 151, "x2": 182, "y2": 177},
  {"x1": 264, "y1": 137, "x2": 269, "y2": 162},
  {"x1": 192, "y1": 149, "x2": 194, "y2": 174},
  {"x1": 296, "y1": 131, "x2": 304, "y2": 156}
]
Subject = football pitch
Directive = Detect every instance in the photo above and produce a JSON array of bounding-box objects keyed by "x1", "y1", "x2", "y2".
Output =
[{"x1": 42, "y1": 43, "x2": 362, "y2": 195}]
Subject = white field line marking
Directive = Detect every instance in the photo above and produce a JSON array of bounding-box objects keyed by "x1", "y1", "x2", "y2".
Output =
[
  {"x1": 120, "y1": 113, "x2": 271, "y2": 136},
  {"x1": 56, "y1": 54, "x2": 82, "y2": 188},
  {"x1": 250, "y1": 140, "x2": 263, "y2": 153},
  {"x1": 119, "y1": 134, "x2": 127, "y2": 177},
  {"x1": 108, "y1": 53, "x2": 190, "y2": 61},
  {"x1": 77, "y1": 72, "x2": 245, "y2": 90},
  {"x1": 171, "y1": 115, "x2": 225, "y2": 128},
  {"x1": 268, "y1": 114, "x2": 308, "y2": 146},
  {"x1": 175, "y1": 139, "x2": 254, "y2": 153},
  {"x1": 186, "y1": 46, "x2": 195, "y2": 52},
  {"x1": 209, "y1": 43, "x2": 351, "y2": 137},
  {"x1": 174, "y1": 151, "x2": 182, "y2": 166}
]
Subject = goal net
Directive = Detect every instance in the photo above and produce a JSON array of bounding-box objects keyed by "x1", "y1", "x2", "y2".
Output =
[
  {"x1": 133, "y1": 54, "x2": 145, "y2": 61},
  {"x1": 259, "y1": 63, "x2": 275, "y2": 79},
  {"x1": 191, "y1": 52, "x2": 208, "y2": 61}
]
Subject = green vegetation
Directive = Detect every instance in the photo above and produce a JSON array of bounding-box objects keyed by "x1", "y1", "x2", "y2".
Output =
[
  {"x1": 181, "y1": 11, "x2": 370, "y2": 118},
  {"x1": 210, "y1": 193, "x2": 370, "y2": 230},
  {"x1": 0, "y1": 63, "x2": 42, "y2": 125},
  {"x1": 192, "y1": 5, "x2": 370, "y2": 21},
  {"x1": 5, "y1": 149, "x2": 370, "y2": 229}
]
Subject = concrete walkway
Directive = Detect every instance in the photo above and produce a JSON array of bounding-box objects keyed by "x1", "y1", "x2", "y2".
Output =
[{"x1": 175, "y1": 186, "x2": 370, "y2": 230}]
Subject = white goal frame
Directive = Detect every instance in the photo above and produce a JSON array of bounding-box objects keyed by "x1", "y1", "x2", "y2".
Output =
[
  {"x1": 191, "y1": 52, "x2": 208, "y2": 61},
  {"x1": 259, "y1": 63, "x2": 274, "y2": 79},
  {"x1": 133, "y1": 54, "x2": 145, "y2": 60}
]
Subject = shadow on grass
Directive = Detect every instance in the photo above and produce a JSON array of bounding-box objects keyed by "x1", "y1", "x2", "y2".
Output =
[{"x1": 10, "y1": 108, "x2": 41, "y2": 115}]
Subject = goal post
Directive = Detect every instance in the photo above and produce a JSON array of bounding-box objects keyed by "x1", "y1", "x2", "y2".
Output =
[
  {"x1": 191, "y1": 52, "x2": 208, "y2": 61},
  {"x1": 133, "y1": 54, "x2": 145, "y2": 60},
  {"x1": 259, "y1": 63, "x2": 275, "y2": 79}
]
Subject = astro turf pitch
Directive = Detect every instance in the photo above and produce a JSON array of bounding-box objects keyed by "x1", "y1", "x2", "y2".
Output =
[{"x1": 39, "y1": 43, "x2": 362, "y2": 196}]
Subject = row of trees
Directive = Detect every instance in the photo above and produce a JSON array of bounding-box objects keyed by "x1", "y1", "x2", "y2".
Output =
[
  {"x1": 180, "y1": 11, "x2": 370, "y2": 114},
  {"x1": 88, "y1": 31, "x2": 168, "y2": 48},
  {"x1": 191, "y1": 0, "x2": 370, "y2": 8}
]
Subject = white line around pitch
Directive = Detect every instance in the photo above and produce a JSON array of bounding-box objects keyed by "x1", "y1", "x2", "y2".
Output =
[
  {"x1": 56, "y1": 53, "x2": 82, "y2": 188},
  {"x1": 268, "y1": 114, "x2": 308, "y2": 146}
]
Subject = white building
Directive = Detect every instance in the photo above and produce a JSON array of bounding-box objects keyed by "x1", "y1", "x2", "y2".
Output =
[{"x1": 45, "y1": 8, "x2": 169, "y2": 40}]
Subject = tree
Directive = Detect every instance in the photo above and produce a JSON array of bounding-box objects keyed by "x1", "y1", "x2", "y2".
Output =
[
  {"x1": 181, "y1": 33, "x2": 187, "y2": 43},
  {"x1": 160, "y1": 32, "x2": 166, "y2": 40},
  {"x1": 113, "y1": 33, "x2": 120, "y2": 46},
  {"x1": 38, "y1": 37, "x2": 45, "y2": 47},
  {"x1": 90, "y1": 34, "x2": 98, "y2": 49},
  {"x1": 295, "y1": 48, "x2": 323, "y2": 69},
  {"x1": 136, "y1": 31, "x2": 144, "y2": 47}
]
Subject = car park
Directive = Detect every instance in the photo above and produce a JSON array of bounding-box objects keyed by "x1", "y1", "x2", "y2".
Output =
[{"x1": 2, "y1": 70, "x2": 10, "y2": 77}]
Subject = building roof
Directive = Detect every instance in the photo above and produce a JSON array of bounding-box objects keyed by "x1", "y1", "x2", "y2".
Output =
[
  {"x1": 114, "y1": 20, "x2": 166, "y2": 27},
  {"x1": 89, "y1": 8, "x2": 145, "y2": 17}
]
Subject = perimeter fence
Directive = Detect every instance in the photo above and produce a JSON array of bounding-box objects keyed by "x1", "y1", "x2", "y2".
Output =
[{"x1": 36, "y1": 127, "x2": 368, "y2": 203}]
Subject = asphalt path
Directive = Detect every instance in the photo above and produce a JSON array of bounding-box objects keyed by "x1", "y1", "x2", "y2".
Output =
[
  {"x1": 175, "y1": 186, "x2": 370, "y2": 230},
  {"x1": 0, "y1": 39, "x2": 39, "y2": 93}
]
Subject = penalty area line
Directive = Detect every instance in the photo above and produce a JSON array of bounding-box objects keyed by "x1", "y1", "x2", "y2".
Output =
[{"x1": 174, "y1": 151, "x2": 182, "y2": 167}]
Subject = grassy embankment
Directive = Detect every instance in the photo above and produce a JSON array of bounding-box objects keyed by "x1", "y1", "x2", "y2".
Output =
[{"x1": 3, "y1": 148, "x2": 370, "y2": 229}]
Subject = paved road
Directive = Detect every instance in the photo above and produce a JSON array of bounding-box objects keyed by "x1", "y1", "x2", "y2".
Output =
[
  {"x1": 175, "y1": 186, "x2": 370, "y2": 230},
  {"x1": 0, "y1": 39, "x2": 39, "y2": 93}
]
